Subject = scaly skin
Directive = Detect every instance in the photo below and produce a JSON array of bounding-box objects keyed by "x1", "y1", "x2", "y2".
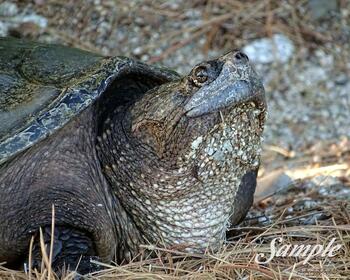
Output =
[
  {"x1": 98, "y1": 51, "x2": 266, "y2": 252},
  {"x1": 0, "y1": 50, "x2": 266, "y2": 273},
  {"x1": 0, "y1": 107, "x2": 138, "y2": 267}
]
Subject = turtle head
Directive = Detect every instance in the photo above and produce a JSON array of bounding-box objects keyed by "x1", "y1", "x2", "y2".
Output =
[
  {"x1": 130, "y1": 50, "x2": 266, "y2": 163},
  {"x1": 107, "y1": 51, "x2": 266, "y2": 254}
]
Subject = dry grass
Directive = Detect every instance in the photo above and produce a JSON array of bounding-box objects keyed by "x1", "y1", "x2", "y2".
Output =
[{"x1": 0, "y1": 176, "x2": 348, "y2": 280}]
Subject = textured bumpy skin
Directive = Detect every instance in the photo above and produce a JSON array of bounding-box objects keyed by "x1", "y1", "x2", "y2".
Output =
[{"x1": 0, "y1": 37, "x2": 266, "y2": 274}]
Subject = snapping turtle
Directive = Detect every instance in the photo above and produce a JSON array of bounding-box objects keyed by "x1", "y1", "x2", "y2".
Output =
[{"x1": 0, "y1": 37, "x2": 266, "y2": 273}]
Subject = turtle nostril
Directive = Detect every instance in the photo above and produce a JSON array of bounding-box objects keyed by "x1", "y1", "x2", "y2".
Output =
[{"x1": 234, "y1": 51, "x2": 249, "y2": 62}]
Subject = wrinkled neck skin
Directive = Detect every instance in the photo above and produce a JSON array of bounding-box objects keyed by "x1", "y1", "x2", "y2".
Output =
[{"x1": 97, "y1": 79, "x2": 265, "y2": 254}]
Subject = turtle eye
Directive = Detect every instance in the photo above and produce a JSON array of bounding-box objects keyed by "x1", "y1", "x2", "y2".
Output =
[{"x1": 191, "y1": 65, "x2": 209, "y2": 86}]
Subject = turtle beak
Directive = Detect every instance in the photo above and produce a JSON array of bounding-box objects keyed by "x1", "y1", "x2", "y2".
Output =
[{"x1": 184, "y1": 51, "x2": 265, "y2": 118}]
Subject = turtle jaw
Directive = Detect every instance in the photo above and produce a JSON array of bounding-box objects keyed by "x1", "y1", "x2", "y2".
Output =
[
  {"x1": 128, "y1": 51, "x2": 266, "y2": 163},
  {"x1": 184, "y1": 51, "x2": 265, "y2": 118},
  {"x1": 129, "y1": 101, "x2": 266, "y2": 252}
]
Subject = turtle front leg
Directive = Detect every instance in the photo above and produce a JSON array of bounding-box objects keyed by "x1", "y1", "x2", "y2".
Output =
[
  {"x1": 29, "y1": 226, "x2": 101, "y2": 276},
  {"x1": 229, "y1": 169, "x2": 258, "y2": 226}
]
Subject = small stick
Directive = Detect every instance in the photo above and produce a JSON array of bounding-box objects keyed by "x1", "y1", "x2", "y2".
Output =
[
  {"x1": 28, "y1": 236, "x2": 34, "y2": 280},
  {"x1": 48, "y1": 204, "x2": 55, "y2": 279},
  {"x1": 39, "y1": 228, "x2": 49, "y2": 279}
]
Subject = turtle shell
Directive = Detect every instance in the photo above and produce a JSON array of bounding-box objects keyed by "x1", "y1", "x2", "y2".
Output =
[{"x1": 0, "y1": 37, "x2": 179, "y2": 164}]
